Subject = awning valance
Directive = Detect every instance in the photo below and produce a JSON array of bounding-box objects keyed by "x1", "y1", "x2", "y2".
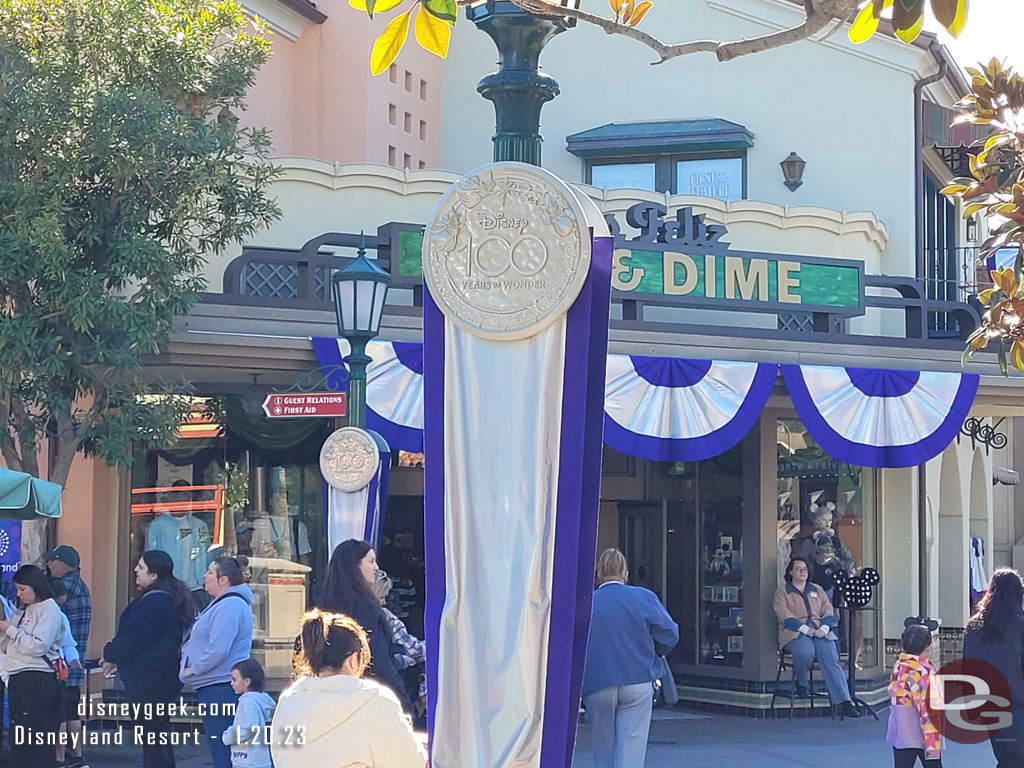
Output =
[
  {"x1": 781, "y1": 365, "x2": 979, "y2": 469},
  {"x1": 0, "y1": 468, "x2": 62, "y2": 520},
  {"x1": 312, "y1": 339, "x2": 979, "y2": 468},
  {"x1": 603, "y1": 356, "x2": 776, "y2": 461}
]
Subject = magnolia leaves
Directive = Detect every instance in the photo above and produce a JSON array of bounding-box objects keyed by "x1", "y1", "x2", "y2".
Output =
[
  {"x1": 848, "y1": 0, "x2": 968, "y2": 45},
  {"x1": 940, "y1": 59, "x2": 1024, "y2": 373},
  {"x1": 361, "y1": 0, "x2": 456, "y2": 76},
  {"x1": 609, "y1": 0, "x2": 654, "y2": 27}
]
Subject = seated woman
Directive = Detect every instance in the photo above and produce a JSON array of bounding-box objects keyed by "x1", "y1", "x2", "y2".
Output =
[{"x1": 773, "y1": 557, "x2": 861, "y2": 719}]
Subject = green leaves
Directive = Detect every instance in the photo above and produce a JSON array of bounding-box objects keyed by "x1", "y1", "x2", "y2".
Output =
[
  {"x1": 0, "y1": 0, "x2": 280, "y2": 483},
  {"x1": 423, "y1": 0, "x2": 457, "y2": 24}
]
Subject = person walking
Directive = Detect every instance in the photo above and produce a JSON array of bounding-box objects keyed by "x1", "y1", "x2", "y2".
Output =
[
  {"x1": 964, "y1": 568, "x2": 1024, "y2": 767},
  {"x1": 886, "y1": 623, "x2": 943, "y2": 767},
  {"x1": 318, "y1": 540, "x2": 408, "y2": 707},
  {"x1": 271, "y1": 609, "x2": 426, "y2": 768},
  {"x1": 0, "y1": 564, "x2": 66, "y2": 768},
  {"x1": 46, "y1": 545, "x2": 91, "y2": 768},
  {"x1": 582, "y1": 548, "x2": 679, "y2": 768},
  {"x1": 773, "y1": 556, "x2": 862, "y2": 718},
  {"x1": 222, "y1": 659, "x2": 275, "y2": 768},
  {"x1": 102, "y1": 550, "x2": 197, "y2": 768},
  {"x1": 180, "y1": 556, "x2": 254, "y2": 768}
]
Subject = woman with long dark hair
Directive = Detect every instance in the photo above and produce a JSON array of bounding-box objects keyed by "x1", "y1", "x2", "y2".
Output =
[
  {"x1": 0, "y1": 564, "x2": 65, "y2": 768},
  {"x1": 964, "y1": 568, "x2": 1024, "y2": 767},
  {"x1": 101, "y1": 550, "x2": 198, "y2": 768},
  {"x1": 318, "y1": 539, "x2": 408, "y2": 706}
]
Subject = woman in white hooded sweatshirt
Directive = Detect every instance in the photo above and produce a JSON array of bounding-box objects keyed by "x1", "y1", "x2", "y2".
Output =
[
  {"x1": 0, "y1": 564, "x2": 66, "y2": 768},
  {"x1": 271, "y1": 609, "x2": 427, "y2": 768}
]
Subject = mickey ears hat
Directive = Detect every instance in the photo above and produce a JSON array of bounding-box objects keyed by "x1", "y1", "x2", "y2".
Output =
[{"x1": 904, "y1": 616, "x2": 939, "y2": 632}]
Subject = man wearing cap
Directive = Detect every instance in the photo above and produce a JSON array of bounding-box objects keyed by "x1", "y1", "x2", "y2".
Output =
[{"x1": 45, "y1": 545, "x2": 91, "y2": 768}]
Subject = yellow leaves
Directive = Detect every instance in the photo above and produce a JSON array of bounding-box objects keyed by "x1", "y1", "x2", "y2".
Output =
[
  {"x1": 978, "y1": 288, "x2": 995, "y2": 306},
  {"x1": 350, "y1": 0, "x2": 406, "y2": 17},
  {"x1": 1011, "y1": 340, "x2": 1024, "y2": 373},
  {"x1": 629, "y1": 1, "x2": 653, "y2": 26},
  {"x1": 370, "y1": 9, "x2": 411, "y2": 76},
  {"x1": 849, "y1": 0, "x2": 891, "y2": 44},
  {"x1": 991, "y1": 267, "x2": 1017, "y2": 296},
  {"x1": 415, "y1": 3, "x2": 450, "y2": 58},
  {"x1": 609, "y1": 0, "x2": 653, "y2": 26}
]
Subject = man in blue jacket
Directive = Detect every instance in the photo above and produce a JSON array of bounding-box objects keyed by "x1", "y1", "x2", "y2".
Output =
[{"x1": 180, "y1": 556, "x2": 253, "y2": 768}]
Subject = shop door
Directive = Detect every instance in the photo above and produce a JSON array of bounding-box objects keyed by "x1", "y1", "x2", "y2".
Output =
[{"x1": 618, "y1": 502, "x2": 667, "y2": 601}]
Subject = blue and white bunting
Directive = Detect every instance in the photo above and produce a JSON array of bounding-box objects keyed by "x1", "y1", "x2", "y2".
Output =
[
  {"x1": 603, "y1": 356, "x2": 777, "y2": 462},
  {"x1": 781, "y1": 364, "x2": 979, "y2": 468},
  {"x1": 312, "y1": 338, "x2": 424, "y2": 452}
]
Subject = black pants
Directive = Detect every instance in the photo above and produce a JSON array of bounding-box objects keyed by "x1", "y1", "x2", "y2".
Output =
[
  {"x1": 9, "y1": 669, "x2": 62, "y2": 768},
  {"x1": 136, "y1": 711, "x2": 176, "y2": 768},
  {"x1": 893, "y1": 747, "x2": 942, "y2": 768},
  {"x1": 991, "y1": 711, "x2": 1024, "y2": 768}
]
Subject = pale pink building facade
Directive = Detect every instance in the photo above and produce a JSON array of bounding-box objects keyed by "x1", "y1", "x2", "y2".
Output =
[{"x1": 243, "y1": 0, "x2": 443, "y2": 167}]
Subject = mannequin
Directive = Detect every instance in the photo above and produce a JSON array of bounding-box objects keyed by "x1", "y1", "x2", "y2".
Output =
[{"x1": 798, "y1": 502, "x2": 854, "y2": 573}]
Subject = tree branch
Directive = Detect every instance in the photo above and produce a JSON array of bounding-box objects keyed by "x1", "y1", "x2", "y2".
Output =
[
  {"x1": 503, "y1": 0, "x2": 860, "y2": 64},
  {"x1": 10, "y1": 394, "x2": 39, "y2": 478},
  {"x1": 0, "y1": 393, "x2": 24, "y2": 473}
]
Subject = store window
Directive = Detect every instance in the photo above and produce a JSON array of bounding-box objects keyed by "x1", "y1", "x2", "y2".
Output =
[
  {"x1": 676, "y1": 157, "x2": 743, "y2": 201},
  {"x1": 129, "y1": 398, "x2": 332, "y2": 687},
  {"x1": 776, "y1": 417, "x2": 879, "y2": 670},
  {"x1": 659, "y1": 442, "x2": 745, "y2": 668},
  {"x1": 591, "y1": 162, "x2": 656, "y2": 192}
]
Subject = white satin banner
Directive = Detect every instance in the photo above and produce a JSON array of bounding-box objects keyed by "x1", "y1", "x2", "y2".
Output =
[{"x1": 423, "y1": 163, "x2": 613, "y2": 768}]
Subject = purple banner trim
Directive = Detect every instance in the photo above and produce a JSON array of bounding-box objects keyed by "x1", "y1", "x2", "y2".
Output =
[
  {"x1": 422, "y1": 288, "x2": 446, "y2": 753},
  {"x1": 311, "y1": 337, "x2": 350, "y2": 390},
  {"x1": 321, "y1": 480, "x2": 330, "y2": 559},
  {"x1": 539, "y1": 235, "x2": 614, "y2": 768},
  {"x1": 362, "y1": 472, "x2": 380, "y2": 543},
  {"x1": 781, "y1": 365, "x2": 980, "y2": 468}
]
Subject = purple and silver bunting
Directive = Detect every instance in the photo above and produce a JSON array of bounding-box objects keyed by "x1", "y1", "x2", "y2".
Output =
[
  {"x1": 312, "y1": 337, "x2": 424, "y2": 452},
  {"x1": 604, "y1": 356, "x2": 777, "y2": 462},
  {"x1": 781, "y1": 364, "x2": 979, "y2": 468}
]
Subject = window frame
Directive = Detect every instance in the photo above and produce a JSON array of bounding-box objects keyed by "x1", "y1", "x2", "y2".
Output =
[{"x1": 585, "y1": 149, "x2": 748, "y2": 199}]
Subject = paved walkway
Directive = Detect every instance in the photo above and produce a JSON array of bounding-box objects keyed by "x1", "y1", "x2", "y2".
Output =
[{"x1": 67, "y1": 707, "x2": 1000, "y2": 767}]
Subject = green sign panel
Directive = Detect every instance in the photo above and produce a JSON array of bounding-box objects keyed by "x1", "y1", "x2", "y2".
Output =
[{"x1": 388, "y1": 203, "x2": 865, "y2": 315}]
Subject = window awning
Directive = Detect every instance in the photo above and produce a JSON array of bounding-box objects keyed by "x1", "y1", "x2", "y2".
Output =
[
  {"x1": 311, "y1": 339, "x2": 979, "y2": 469},
  {"x1": 566, "y1": 118, "x2": 754, "y2": 158},
  {"x1": 0, "y1": 468, "x2": 62, "y2": 520}
]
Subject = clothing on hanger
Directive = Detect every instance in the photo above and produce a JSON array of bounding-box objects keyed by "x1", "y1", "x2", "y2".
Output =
[{"x1": 970, "y1": 537, "x2": 988, "y2": 607}]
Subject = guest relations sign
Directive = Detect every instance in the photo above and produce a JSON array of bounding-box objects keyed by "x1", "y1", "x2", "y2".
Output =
[{"x1": 391, "y1": 201, "x2": 865, "y2": 316}]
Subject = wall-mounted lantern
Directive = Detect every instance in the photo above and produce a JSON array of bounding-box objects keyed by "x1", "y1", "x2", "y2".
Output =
[{"x1": 780, "y1": 152, "x2": 806, "y2": 192}]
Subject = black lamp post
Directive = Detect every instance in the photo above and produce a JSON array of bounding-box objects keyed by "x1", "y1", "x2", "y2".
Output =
[
  {"x1": 331, "y1": 238, "x2": 391, "y2": 429},
  {"x1": 467, "y1": 0, "x2": 578, "y2": 165}
]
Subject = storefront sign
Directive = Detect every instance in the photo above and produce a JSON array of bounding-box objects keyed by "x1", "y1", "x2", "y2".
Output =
[
  {"x1": 390, "y1": 201, "x2": 865, "y2": 315},
  {"x1": 261, "y1": 392, "x2": 347, "y2": 419}
]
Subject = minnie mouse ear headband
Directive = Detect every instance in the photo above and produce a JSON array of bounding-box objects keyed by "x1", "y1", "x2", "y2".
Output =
[{"x1": 904, "y1": 616, "x2": 939, "y2": 633}]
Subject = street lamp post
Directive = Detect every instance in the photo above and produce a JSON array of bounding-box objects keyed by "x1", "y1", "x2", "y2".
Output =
[
  {"x1": 467, "y1": 0, "x2": 578, "y2": 165},
  {"x1": 331, "y1": 238, "x2": 392, "y2": 428}
]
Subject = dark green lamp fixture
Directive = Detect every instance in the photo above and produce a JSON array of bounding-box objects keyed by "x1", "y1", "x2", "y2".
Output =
[
  {"x1": 467, "y1": 0, "x2": 579, "y2": 166},
  {"x1": 331, "y1": 235, "x2": 392, "y2": 429}
]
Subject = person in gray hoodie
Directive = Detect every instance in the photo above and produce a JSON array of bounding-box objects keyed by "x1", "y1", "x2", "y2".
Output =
[
  {"x1": 222, "y1": 658, "x2": 275, "y2": 768},
  {"x1": 181, "y1": 556, "x2": 254, "y2": 768}
]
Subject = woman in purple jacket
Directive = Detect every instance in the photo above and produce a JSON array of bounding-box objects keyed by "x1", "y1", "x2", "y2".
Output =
[{"x1": 582, "y1": 548, "x2": 679, "y2": 768}]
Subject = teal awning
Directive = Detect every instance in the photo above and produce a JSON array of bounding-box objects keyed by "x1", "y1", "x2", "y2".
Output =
[
  {"x1": 0, "y1": 468, "x2": 62, "y2": 520},
  {"x1": 566, "y1": 118, "x2": 755, "y2": 158}
]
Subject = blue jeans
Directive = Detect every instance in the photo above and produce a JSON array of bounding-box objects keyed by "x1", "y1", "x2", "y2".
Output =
[
  {"x1": 196, "y1": 683, "x2": 239, "y2": 768},
  {"x1": 583, "y1": 682, "x2": 655, "y2": 768},
  {"x1": 785, "y1": 634, "x2": 852, "y2": 704}
]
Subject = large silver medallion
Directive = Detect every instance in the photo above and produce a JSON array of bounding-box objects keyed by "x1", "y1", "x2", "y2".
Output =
[
  {"x1": 423, "y1": 162, "x2": 592, "y2": 341},
  {"x1": 319, "y1": 427, "x2": 380, "y2": 492}
]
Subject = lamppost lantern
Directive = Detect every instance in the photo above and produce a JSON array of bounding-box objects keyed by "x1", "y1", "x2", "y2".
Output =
[
  {"x1": 331, "y1": 235, "x2": 392, "y2": 428},
  {"x1": 780, "y1": 152, "x2": 806, "y2": 192},
  {"x1": 467, "y1": 0, "x2": 580, "y2": 165}
]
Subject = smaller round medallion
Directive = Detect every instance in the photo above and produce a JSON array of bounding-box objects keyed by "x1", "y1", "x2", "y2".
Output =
[{"x1": 319, "y1": 427, "x2": 380, "y2": 492}]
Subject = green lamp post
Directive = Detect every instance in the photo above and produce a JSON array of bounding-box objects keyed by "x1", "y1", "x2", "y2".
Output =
[
  {"x1": 331, "y1": 239, "x2": 392, "y2": 428},
  {"x1": 466, "y1": 0, "x2": 579, "y2": 166}
]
